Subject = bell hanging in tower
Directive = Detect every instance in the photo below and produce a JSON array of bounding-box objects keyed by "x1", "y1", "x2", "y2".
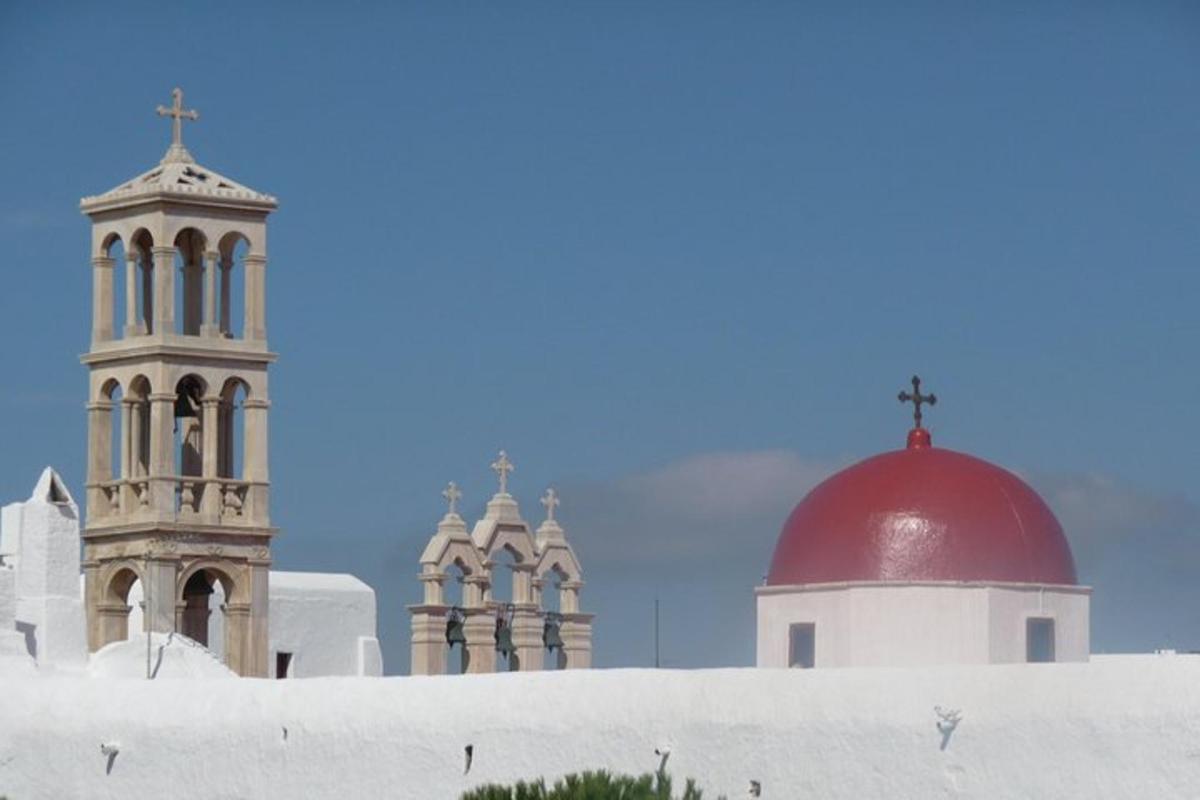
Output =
[
  {"x1": 543, "y1": 612, "x2": 564, "y2": 651},
  {"x1": 445, "y1": 607, "x2": 466, "y2": 648}
]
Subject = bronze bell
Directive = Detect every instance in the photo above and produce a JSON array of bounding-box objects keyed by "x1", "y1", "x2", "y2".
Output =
[
  {"x1": 494, "y1": 621, "x2": 514, "y2": 656},
  {"x1": 445, "y1": 608, "x2": 466, "y2": 648},
  {"x1": 173, "y1": 391, "x2": 199, "y2": 419},
  {"x1": 543, "y1": 614, "x2": 564, "y2": 651}
]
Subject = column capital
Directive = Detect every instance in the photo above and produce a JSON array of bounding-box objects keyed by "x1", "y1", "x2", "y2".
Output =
[
  {"x1": 91, "y1": 255, "x2": 115, "y2": 268},
  {"x1": 224, "y1": 602, "x2": 251, "y2": 614},
  {"x1": 150, "y1": 245, "x2": 176, "y2": 258},
  {"x1": 86, "y1": 400, "x2": 113, "y2": 412},
  {"x1": 243, "y1": 398, "x2": 271, "y2": 410},
  {"x1": 243, "y1": 253, "x2": 267, "y2": 266},
  {"x1": 148, "y1": 392, "x2": 176, "y2": 403},
  {"x1": 200, "y1": 395, "x2": 222, "y2": 407},
  {"x1": 204, "y1": 250, "x2": 220, "y2": 262},
  {"x1": 125, "y1": 251, "x2": 141, "y2": 264}
]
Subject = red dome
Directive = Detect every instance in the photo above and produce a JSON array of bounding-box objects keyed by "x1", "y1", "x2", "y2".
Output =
[{"x1": 767, "y1": 430, "x2": 1077, "y2": 586}]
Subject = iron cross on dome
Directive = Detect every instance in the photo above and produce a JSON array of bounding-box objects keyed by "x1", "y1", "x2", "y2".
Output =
[{"x1": 898, "y1": 375, "x2": 937, "y2": 429}]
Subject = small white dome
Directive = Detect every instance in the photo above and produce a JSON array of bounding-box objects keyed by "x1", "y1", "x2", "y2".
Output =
[{"x1": 88, "y1": 632, "x2": 234, "y2": 680}]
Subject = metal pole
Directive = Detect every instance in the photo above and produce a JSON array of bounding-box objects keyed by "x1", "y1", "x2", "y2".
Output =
[
  {"x1": 145, "y1": 548, "x2": 152, "y2": 679},
  {"x1": 654, "y1": 594, "x2": 660, "y2": 669}
]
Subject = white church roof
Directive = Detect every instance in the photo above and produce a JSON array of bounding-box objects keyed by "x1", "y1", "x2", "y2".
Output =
[{"x1": 270, "y1": 571, "x2": 374, "y2": 594}]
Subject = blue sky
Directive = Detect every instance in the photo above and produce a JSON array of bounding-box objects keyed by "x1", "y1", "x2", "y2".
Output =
[{"x1": 1, "y1": 2, "x2": 1198, "y2": 672}]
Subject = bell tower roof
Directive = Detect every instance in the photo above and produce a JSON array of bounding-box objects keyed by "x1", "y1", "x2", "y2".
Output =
[
  {"x1": 80, "y1": 88, "x2": 276, "y2": 215},
  {"x1": 81, "y1": 159, "x2": 277, "y2": 214}
]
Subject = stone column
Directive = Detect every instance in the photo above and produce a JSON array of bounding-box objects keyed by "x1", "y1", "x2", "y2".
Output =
[
  {"x1": 218, "y1": 560, "x2": 268, "y2": 678},
  {"x1": 224, "y1": 601, "x2": 251, "y2": 675},
  {"x1": 202, "y1": 251, "x2": 219, "y2": 337},
  {"x1": 248, "y1": 562, "x2": 270, "y2": 677},
  {"x1": 512, "y1": 565, "x2": 533, "y2": 605},
  {"x1": 408, "y1": 606, "x2": 449, "y2": 676},
  {"x1": 243, "y1": 397, "x2": 270, "y2": 524},
  {"x1": 200, "y1": 397, "x2": 221, "y2": 518},
  {"x1": 83, "y1": 557, "x2": 105, "y2": 652},
  {"x1": 151, "y1": 246, "x2": 175, "y2": 335},
  {"x1": 94, "y1": 602, "x2": 133, "y2": 650},
  {"x1": 91, "y1": 256, "x2": 115, "y2": 343},
  {"x1": 458, "y1": 574, "x2": 494, "y2": 673},
  {"x1": 420, "y1": 570, "x2": 445, "y2": 606},
  {"x1": 219, "y1": 257, "x2": 233, "y2": 335},
  {"x1": 120, "y1": 399, "x2": 137, "y2": 512},
  {"x1": 511, "y1": 604, "x2": 544, "y2": 672},
  {"x1": 560, "y1": 579, "x2": 582, "y2": 614},
  {"x1": 560, "y1": 613, "x2": 594, "y2": 670},
  {"x1": 85, "y1": 399, "x2": 112, "y2": 520},
  {"x1": 148, "y1": 392, "x2": 177, "y2": 514},
  {"x1": 142, "y1": 556, "x2": 177, "y2": 635},
  {"x1": 243, "y1": 254, "x2": 267, "y2": 341},
  {"x1": 124, "y1": 252, "x2": 141, "y2": 336},
  {"x1": 462, "y1": 607, "x2": 497, "y2": 674}
]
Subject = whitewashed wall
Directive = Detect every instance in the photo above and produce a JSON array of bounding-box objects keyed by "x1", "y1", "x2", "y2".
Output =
[
  {"x1": 757, "y1": 581, "x2": 1090, "y2": 668},
  {"x1": 1, "y1": 469, "x2": 87, "y2": 669},
  {"x1": 122, "y1": 571, "x2": 382, "y2": 677},
  {"x1": 1, "y1": 657, "x2": 1196, "y2": 799},
  {"x1": 269, "y1": 571, "x2": 382, "y2": 677}
]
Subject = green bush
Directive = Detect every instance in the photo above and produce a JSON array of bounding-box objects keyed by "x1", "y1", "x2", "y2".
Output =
[{"x1": 461, "y1": 770, "x2": 721, "y2": 800}]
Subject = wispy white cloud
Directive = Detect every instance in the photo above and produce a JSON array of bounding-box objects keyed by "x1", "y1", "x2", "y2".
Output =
[
  {"x1": 560, "y1": 451, "x2": 842, "y2": 567},
  {"x1": 1031, "y1": 472, "x2": 1200, "y2": 557}
]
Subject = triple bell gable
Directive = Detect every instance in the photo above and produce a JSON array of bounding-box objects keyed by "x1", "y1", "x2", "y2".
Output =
[{"x1": 408, "y1": 452, "x2": 593, "y2": 675}]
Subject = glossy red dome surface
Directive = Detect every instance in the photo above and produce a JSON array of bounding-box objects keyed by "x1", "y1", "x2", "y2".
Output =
[{"x1": 767, "y1": 433, "x2": 1077, "y2": 586}]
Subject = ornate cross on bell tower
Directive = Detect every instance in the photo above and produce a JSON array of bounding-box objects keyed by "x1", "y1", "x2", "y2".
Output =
[
  {"x1": 898, "y1": 375, "x2": 937, "y2": 429},
  {"x1": 540, "y1": 487, "x2": 560, "y2": 522},
  {"x1": 491, "y1": 450, "x2": 514, "y2": 496},
  {"x1": 156, "y1": 87, "x2": 199, "y2": 164},
  {"x1": 442, "y1": 481, "x2": 463, "y2": 517}
]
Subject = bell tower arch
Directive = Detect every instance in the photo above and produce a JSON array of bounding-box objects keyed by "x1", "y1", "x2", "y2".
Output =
[{"x1": 80, "y1": 88, "x2": 278, "y2": 677}]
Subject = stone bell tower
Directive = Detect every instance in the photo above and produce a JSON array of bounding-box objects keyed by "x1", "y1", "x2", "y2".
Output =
[{"x1": 79, "y1": 89, "x2": 277, "y2": 676}]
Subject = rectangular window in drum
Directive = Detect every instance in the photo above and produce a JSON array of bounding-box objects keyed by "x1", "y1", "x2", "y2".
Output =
[
  {"x1": 1026, "y1": 618, "x2": 1055, "y2": 663},
  {"x1": 789, "y1": 623, "x2": 815, "y2": 668}
]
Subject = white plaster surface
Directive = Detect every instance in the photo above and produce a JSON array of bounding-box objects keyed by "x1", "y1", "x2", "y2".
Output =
[
  {"x1": 1, "y1": 656, "x2": 1197, "y2": 799},
  {"x1": 0, "y1": 566, "x2": 35, "y2": 669},
  {"x1": 115, "y1": 571, "x2": 379, "y2": 677},
  {"x1": 269, "y1": 571, "x2": 382, "y2": 677},
  {"x1": 2, "y1": 468, "x2": 87, "y2": 669},
  {"x1": 757, "y1": 581, "x2": 1090, "y2": 668},
  {"x1": 88, "y1": 632, "x2": 235, "y2": 680}
]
